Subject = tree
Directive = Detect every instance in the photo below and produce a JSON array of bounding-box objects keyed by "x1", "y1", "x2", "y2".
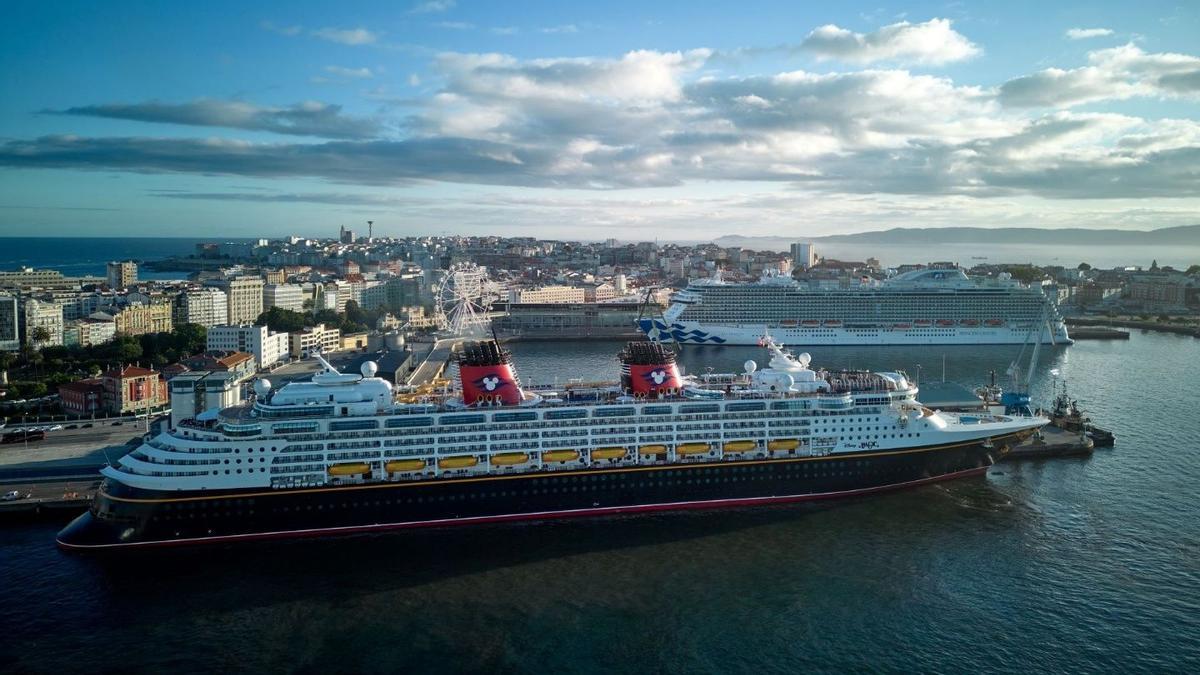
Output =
[
  {"x1": 1077, "y1": 262, "x2": 1092, "y2": 271},
  {"x1": 344, "y1": 300, "x2": 368, "y2": 329},
  {"x1": 1186, "y1": 264, "x2": 1200, "y2": 276},
  {"x1": 30, "y1": 325, "x2": 51, "y2": 346},
  {"x1": 171, "y1": 323, "x2": 207, "y2": 355},
  {"x1": 256, "y1": 307, "x2": 306, "y2": 333}
]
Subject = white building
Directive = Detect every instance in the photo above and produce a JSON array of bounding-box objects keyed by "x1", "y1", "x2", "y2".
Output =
[
  {"x1": 508, "y1": 285, "x2": 587, "y2": 304},
  {"x1": 64, "y1": 318, "x2": 117, "y2": 347},
  {"x1": 0, "y1": 292, "x2": 19, "y2": 351},
  {"x1": 207, "y1": 324, "x2": 289, "y2": 370},
  {"x1": 169, "y1": 371, "x2": 242, "y2": 429},
  {"x1": 106, "y1": 260, "x2": 138, "y2": 289},
  {"x1": 264, "y1": 283, "x2": 305, "y2": 313},
  {"x1": 790, "y1": 242, "x2": 817, "y2": 270},
  {"x1": 206, "y1": 276, "x2": 264, "y2": 325},
  {"x1": 289, "y1": 323, "x2": 341, "y2": 358},
  {"x1": 175, "y1": 288, "x2": 229, "y2": 328},
  {"x1": 22, "y1": 298, "x2": 65, "y2": 347}
]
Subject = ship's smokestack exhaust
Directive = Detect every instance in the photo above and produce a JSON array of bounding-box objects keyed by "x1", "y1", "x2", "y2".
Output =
[
  {"x1": 619, "y1": 341, "x2": 681, "y2": 398},
  {"x1": 459, "y1": 339, "x2": 523, "y2": 406}
]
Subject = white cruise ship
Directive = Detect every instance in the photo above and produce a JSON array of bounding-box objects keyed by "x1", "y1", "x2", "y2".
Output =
[
  {"x1": 57, "y1": 339, "x2": 1045, "y2": 550},
  {"x1": 639, "y1": 266, "x2": 1071, "y2": 346}
]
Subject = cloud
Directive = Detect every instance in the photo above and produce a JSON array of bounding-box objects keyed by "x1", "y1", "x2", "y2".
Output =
[
  {"x1": 153, "y1": 191, "x2": 433, "y2": 206},
  {"x1": 490, "y1": 26, "x2": 519, "y2": 36},
  {"x1": 11, "y1": 45, "x2": 1200, "y2": 201},
  {"x1": 541, "y1": 25, "x2": 579, "y2": 34},
  {"x1": 260, "y1": 20, "x2": 302, "y2": 36},
  {"x1": 312, "y1": 26, "x2": 379, "y2": 45},
  {"x1": 999, "y1": 44, "x2": 1200, "y2": 107},
  {"x1": 435, "y1": 21, "x2": 474, "y2": 30},
  {"x1": 410, "y1": 0, "x2": 456, "y2": 14},
  {"x1": 799, "y1": 18, "x2": 979, "y2": 65},
  {"x1": 323, "y1": 65, "x2": 374, "y2": 80},
  {"x1": 48, "y1": 99, "x2": 383, "y2": 139},
  {"x1": 1065, "y1": 27, "x2": 1114, "y2": 40}
]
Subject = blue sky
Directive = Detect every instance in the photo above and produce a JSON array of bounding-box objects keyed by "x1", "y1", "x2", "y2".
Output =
[{"x1": 1, "y1": 0, "x2": 1198, "y2": 239}]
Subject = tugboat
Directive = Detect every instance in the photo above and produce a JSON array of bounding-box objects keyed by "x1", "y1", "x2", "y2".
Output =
[{"x1": 1048, "y1": 381, "x2": 1115, "y2": 447}]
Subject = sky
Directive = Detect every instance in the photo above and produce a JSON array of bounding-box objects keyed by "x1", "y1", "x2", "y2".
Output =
[{"x1": 0, "y1": 0, "x2": 1198, "y2": 240}]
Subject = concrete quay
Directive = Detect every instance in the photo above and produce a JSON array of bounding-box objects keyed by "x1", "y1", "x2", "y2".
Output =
[{"x1": 1003, "y1": 424, "x2": 1095, "y2": 460}]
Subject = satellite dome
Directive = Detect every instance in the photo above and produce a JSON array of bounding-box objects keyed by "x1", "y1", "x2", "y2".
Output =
[
  {"x1": 744, "y1": 360, "x2": 758, "y2": 374},
  {"x1": 361, "y1": 361, "x2": 378, "y2": 377},
  {"x1": 253, "y1": 379, "x2": 272, "y2": 398}
]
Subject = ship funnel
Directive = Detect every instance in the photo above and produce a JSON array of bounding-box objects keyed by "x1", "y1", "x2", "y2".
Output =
[
  {"x1": 619, "y1": 341, "x2": 681, "y2": 398},
  {"x1": 458, "y1": 339, "x2": 523, "y2": 406}
]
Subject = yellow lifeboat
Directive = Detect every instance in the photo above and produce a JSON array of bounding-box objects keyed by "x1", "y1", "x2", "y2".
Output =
[
  {"x1": 328, "y1": 462, "x2": 371, "y2": 476},
  {"x1": 676, "y1": 442, "x2": 710, "y2": 455},
  {"x1": 490, "y1": 452, "x2": 529, "y2": 466},
  {"x1": 639, "y1": 444, "x2": 669, "y2": 456},
  {"x1": 768, "y1": 439, "x2": 801, "y2": 452},
  {"x1": 438, "y1": 455, "x2": 478, "y2": 469},
  {"x1": 385, "y1": 459, "x2": 426, "y2": 473},
  {"x1": 723, "y1": 440, "x2": 756, "y2": 453},
  {"x1": 592, "y1": 447, "x2": 627, "y2": 460},
  {"x1": 542, "y1": 449, "x2": 580, "y2": 462}
]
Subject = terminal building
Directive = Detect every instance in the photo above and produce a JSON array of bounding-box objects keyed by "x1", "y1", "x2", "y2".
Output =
[{"x1": 492, "y1": 302, "x2": 646, "y2": 340}]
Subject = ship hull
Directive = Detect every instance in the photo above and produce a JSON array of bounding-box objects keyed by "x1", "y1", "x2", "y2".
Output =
[
  {"x1": 58, "y1": 434, "x2": 1024, "y2": 550},
  {"x1": 637, "y1": 319, "x2": 1072, "y2": 345}
]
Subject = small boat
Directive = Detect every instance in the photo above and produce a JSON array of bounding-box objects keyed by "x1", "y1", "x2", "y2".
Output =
[
  {"x1": 780, "y1": 319, "x2": 798, "y2": 327},
  {"x1": 385, "y1": 459, "x2": 425, "y2": 473},
  {"x1": 676, "y1": 442, "x2": 710, "y2": 455},
  {"x1": 985, "y1": 319, "x2": 1004, "y2": 326},
  {"x1": 592, "y1": 447, "x2": 627, "y2": 460},
  {"x1": 639, "y1": 444, "x2": 668, "y2": 455},
  {"x1": 723, "y1": 440, "x2": 756, "y2": 453},
  {"x1": 490, "y1": 452, "x2": 529, "y2": 466},
  {"x1": 328, "y1": 462, "x2": 371, "y2": 476},
  {"x1": 936, "y1": 319, "x2": 955, "y2": 327},
  {"x1": 542, "y1": 449, "x2": 580, "y2": 462},
  {"x1": 801, "y1": 320, "x2": 821, "y2": 327},
  {"x1": 768, "y1": 439, "x2": 800, "y2": 452},
  {"x1": 438, "y1": 455, "x2": 478, "y2": 469},
  {"x1": 823, "y1": 320, "x2": 842, "y2": 327}
]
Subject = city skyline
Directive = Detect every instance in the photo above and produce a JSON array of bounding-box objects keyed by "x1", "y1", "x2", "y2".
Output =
[{"x1": 2, "y1": 0, "x2": 1199, "y2": 239}]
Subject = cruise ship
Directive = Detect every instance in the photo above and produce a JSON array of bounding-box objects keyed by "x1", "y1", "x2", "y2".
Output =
[
  {"x1": 57, "y1": 339, "x2": 1046, "y2": 550},
  {"x1": 638, "y1": 265, "x2": 1071, "y2": 345}
]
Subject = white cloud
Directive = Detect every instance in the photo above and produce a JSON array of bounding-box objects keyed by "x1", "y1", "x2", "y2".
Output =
[
  {"x1": 999, "y1": 43, "x2": 1200, "y2": 107},
  {"x1": 1065, "y1": 27, "x2": 1114, "y2": 40},
  {"x1": 800, "y1": 18, "x2": 980, "y2": 65},
  {"x1": 410, "y1": 0, "x2": 456, "y2": 13},
  {"x1": 260, "y1": 21, "x2": 302, "y2": 36},
  {"x1": 323, "y1": 65, "x2": 374, "y2": 80},
  {"x1": 490, "y1": 26, "x2": 519, "y2": 36},
  {"x1": 435, "y1": 21, "x2": 474, "y2": 30},
  {"x1": 541, "y1": 24, "x2": 579, "y2": 34},
  {"x1": 311, "y1": 27, "x2": 379, "y2": 45}
]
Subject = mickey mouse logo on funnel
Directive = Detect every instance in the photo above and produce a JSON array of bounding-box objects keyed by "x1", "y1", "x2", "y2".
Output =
[
  {"x1": 629, "y1": 363, "x2": 681, "y2": 395},
  {"x1": 460, "y1": 364, "x2": 521, "y2": 405}
]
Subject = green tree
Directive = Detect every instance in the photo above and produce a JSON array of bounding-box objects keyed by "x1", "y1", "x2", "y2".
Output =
[
  {"x1": 256, "y1": 307, "x2": 306, "y2": 333},
  {"x1": 171, "y1": 323, "x2": 207, "y2": 355},
  {"x1": 1186, "y1": 264, "x2": 1200, "y2": 276},
  {"x1": 344, "y1": 300, "x2": 368, "y2": 329},
  {"x1": 1077, "y1": 262, "x2": 1092, "y2": 271},
  {"x1": 30, "y1": 325, "x2": 51, "y2": 346}
]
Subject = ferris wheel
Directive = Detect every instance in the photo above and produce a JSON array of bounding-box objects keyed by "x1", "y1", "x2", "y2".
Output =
[{"x1": 434, "y1": 262, "x2": 502, "y2": 336}]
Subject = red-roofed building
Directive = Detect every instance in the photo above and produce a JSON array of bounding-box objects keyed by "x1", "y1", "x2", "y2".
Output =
[
  {"x1": 58, "y1": 378, "x2": 106, "y2": 416},
  {"x1": 101, "y1": 364, "x2": 168, "y2": 415}
]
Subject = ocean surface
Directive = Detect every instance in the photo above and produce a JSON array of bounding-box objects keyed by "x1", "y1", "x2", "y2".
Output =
[
  {"x1": 0, "y1": 237, "x2": 245, "y2": 280},
  {"x1": 2, "y1": 332, "x2": 1199, "y2": 673}
]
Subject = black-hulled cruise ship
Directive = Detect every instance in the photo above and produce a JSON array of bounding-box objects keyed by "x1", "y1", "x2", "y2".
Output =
[{"x1": 57, "y1": 339, "x2": 1046, "y2": 550}]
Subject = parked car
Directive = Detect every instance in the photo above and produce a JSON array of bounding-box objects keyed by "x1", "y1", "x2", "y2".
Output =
[
  {"x1": 111, "y1": 421, "x2": 123, "y2": 426},
  {"x1": 81, "y1": 423, "x2": 93, "y2": 428},
  {"x1": 65, "y1": 424, "x2": 78, "y2": 430},
  {"x1": 48, "y1": 424, "x2": 63, "y2": 431},
  {"x1": 3, "y1": 490, "x2": 24, "y2": 501}
]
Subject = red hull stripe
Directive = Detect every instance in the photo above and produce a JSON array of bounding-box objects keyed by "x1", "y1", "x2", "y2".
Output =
[{"x1": 58, "y1": 465, "x2": 989, "y2": 550}]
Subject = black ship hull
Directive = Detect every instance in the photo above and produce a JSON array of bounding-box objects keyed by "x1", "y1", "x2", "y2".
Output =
[{"x1": 57, "y1": 433, "x2": 1025, "y2": 550}]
